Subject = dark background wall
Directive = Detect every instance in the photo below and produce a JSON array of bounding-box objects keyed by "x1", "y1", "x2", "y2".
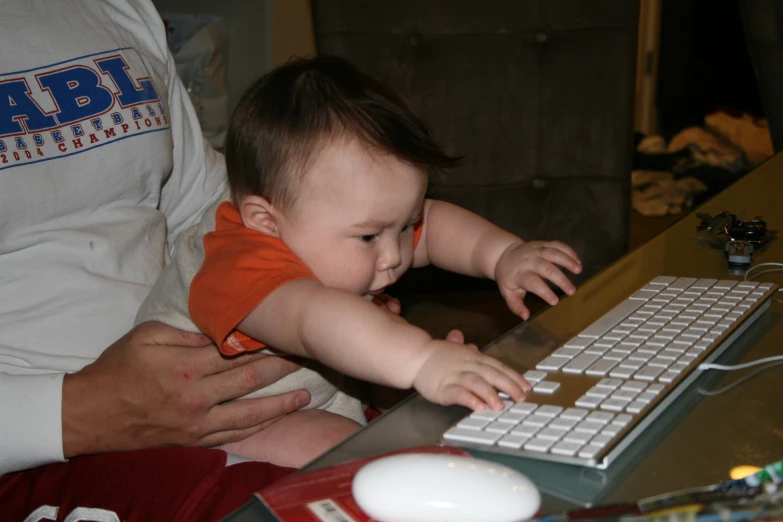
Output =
[{"x1": 656, "y1": 0, "x2": 764, "y2": 136}]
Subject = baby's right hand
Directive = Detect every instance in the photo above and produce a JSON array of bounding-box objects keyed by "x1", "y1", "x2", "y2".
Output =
[{"x1": 412, "y1": 338, "x2": 531, "y2": 412}]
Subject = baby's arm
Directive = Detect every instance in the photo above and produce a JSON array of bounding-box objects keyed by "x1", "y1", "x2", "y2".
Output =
[
  {"x1": 414, "y1": 199, "x2": 583, "y2": 319},
  {"x1": 238, "y1": 281, "x2": 530, "y2": 411}
]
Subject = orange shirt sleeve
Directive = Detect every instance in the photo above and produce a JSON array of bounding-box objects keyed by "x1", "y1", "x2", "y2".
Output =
[
  {"x1": 413, "y1": 215, "x2": 424, "y2": 249},
  {"x1": 189, "y1": 202, "x2": 318, "y2": 356}
]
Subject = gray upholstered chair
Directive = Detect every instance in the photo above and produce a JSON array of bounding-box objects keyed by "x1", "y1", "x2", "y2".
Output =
[
  {"x1": 311, "y1": 0, "x2": 638, "y2": 287},
  {"x1": 740, "y1": 0, "x2": 783, "y2": 152}
]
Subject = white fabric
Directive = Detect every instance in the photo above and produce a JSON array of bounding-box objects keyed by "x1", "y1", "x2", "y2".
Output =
[
  {"x1": 135, "y1": 192, "x2": 366, "y2": 425},
  {"x1": 0, "y1": 0, "x2": 227, "y2": 475}
]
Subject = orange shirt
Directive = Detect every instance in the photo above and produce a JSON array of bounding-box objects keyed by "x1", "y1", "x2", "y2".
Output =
[{"x1": 189, "y1": 201, "x2": 424, "y2": 356}]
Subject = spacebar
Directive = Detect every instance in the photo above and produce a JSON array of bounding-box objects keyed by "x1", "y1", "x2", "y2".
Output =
[{"x1": 578, "y1": 299, "x2": 644, "y2": 339}]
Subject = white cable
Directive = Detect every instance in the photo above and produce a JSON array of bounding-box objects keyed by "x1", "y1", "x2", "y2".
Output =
[
  {"x1": 699, "y1": 355, "x2": 783, "y2": 371},
  {"x1": 744, "y1": 262, "x2": 783, "y2": 305}
]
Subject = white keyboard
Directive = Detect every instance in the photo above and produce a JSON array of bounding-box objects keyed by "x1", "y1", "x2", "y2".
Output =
[{"x1": 441, "y1": 276, "x2": 778, "y2": 469}]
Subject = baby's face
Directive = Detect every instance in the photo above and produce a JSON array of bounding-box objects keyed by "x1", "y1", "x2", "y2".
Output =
[{"x1": 277, "y1": 137, "x2": 427, "y2": 298}]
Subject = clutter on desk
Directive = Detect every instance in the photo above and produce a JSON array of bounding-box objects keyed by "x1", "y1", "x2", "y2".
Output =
[
  {"x1": 632, "y1": 111, "x2": 773, "y2": 217},
  {"x1": 532, "y1": 460, "x2": 782, "y2": 522},
  {"x1": 696, "y1": 211, "x2": 772, "y2": 269}
]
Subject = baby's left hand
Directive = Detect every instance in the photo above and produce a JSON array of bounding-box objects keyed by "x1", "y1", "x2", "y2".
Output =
[{"x1": 494, "y1": 240, "x2": 582, "y2": 320}]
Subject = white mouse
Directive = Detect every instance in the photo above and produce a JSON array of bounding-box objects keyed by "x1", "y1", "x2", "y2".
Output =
[{"x1": 352, "y1": 452, "x2": 541, "y2": 522}]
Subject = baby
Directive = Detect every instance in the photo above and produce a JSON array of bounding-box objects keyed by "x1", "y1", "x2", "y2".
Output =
[{"x1": 137, "y1": 55, "x2": 582, "y2": 467}]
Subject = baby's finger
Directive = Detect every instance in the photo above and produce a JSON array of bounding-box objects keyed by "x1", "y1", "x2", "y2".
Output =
[
  {"x1": 519, "y1": 271, "x2": 560, "y2": 305},
  {"x1": 460, "y1": 373, "x2": 506, "y2": 411},
  {"x1": 475, "y1": 364, "x2": 528, "y2": 402},
  {"x1": 373, "y1": 294, "x2": 402, "y2": 315},
  {"x1": 528, "y1": 258, "x2": 575, "y2": 298},
  {"x1": 445, "y1": 329, "x2": 465, "y2": 344},
  {"x1": 500, "y1": 287, "x2": 531, "y2": 320},
  {"x1": 480, "y1": 356, "x2": 532, "y2": 395},
  {"x1": 445, "y1": 385, "x2": 490, "y2": 412},
  {"x1": 543, "y1": 241, "x2": 583, "y2": 268}
]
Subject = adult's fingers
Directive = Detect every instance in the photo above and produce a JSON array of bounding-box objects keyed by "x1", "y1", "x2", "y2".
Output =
[
  {"x1": 198, "y1": 389, "x2": 311, "y2": 447},
  {"x1": 204, "y1": 354, "x2": 307, "y2": 405}
]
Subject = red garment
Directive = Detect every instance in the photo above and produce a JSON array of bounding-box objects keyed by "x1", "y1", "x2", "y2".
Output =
[
  {"x1": 0, "y1": 448, "x2": 293, "y2": 522},
  {"x1": 0, "y1": 408, "x2": 383, "y2": 521}
]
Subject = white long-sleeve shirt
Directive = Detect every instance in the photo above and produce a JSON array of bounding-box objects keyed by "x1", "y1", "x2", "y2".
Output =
[{"x1": 0, "y1": 0, "x2": 227, "y2": 475}]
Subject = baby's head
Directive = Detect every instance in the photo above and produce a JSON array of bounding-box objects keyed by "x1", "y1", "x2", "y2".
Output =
[{"x1": 224, "y1": 55, "x2": 458, "y2": 297}]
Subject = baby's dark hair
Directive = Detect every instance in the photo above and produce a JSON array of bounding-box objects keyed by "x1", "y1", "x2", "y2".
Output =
[{"x1": 224, "y1": 55, "x2": 460, "y2": 210}]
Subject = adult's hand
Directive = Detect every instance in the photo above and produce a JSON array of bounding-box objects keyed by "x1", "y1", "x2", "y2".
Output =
[{"x1": 62, "y1": 321, "x2": 310, "y2": 458}]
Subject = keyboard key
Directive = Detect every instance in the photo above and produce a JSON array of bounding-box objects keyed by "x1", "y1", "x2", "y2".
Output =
[
  {"x1": 548, "y1": 417, "x2": 578, "y2": 430},
  {"x1": 576, "y1": 395, "x2": 602, "y2": 409},
  {"x1": 536, "y1": 405, "x2": 564, "y2": 417},
  {"x1": 590, "y1": 433, "x2": 614, "y2": 447},
  {"x1": 533, "y1": 381, "x2": 561, "y2": 394},
  {"x1": 634, "y1": 366, "x2": 665, "y2": 381},
  {"x1": 564, "y1": 337, "x2": 594, "y2": 349},
  {"x1": 522, "y1": 371, "x2": 547, "y2": 384},
  {"x1": 560, "y1": 408, "x2": 589, "y2": 421},
  {"x1": 485, "y1": 421, "x2": 512, "y2": 434},
  {"x1": 522, "y1": 414, "x2": 551, "y2": 427},
  {"x1": 585, "y1": 386, "x2": 612, "y2": 399},
  {"x1": 630, "y1": 289, "x2": 659, "y2": 301},
  {"x1": 620, "y1": 381, "x2": 647, "y2": 393},
  {"x1": 618, "y1": 359, "x2": 644, "y2": 371},
  {"x1": 585, "y1": 411, "x2": 614, "y2": 424},
  {"x1": 563, "y1": 430, "x2": 592, "y2": 444},
  {"x1": 470, "y1": 409, "x2": 502, "y2": 421},
  {"x1": 574, "y1": 420, "x2": 605, "y2": 434},
  {"x1": 551, "y1": 440, "x2": 583, "y2": 456},
  {"x1": 457, "y1": 418, "x2": 489, "y2": 430},
  {"x1": 562, "y1": 353, "x2": 601, "y2": 374},
  {"x1": 524, "y1": 437, "x2": 555, "y2": 453},
  {"x1": 510, "y1": 402, "x2": 538, "y2": 415},
  {"x1": 609, "y1": 366, "x2": 635, "y2": 379},
  {"x1": 611, "y1": 389, "x2": 638, "y2": 401},
  {"x1": 626, "y1": 401, "x2": 646, "y2": 414},
  {"x1": 585, "y1": 358, "x2": 618, "y2": 376},
  {"x1": 443, "y1": 427, "x2": 501, "y2": 445},
  {"x1": 536, "y1": 356, "x2": 569, "y2": 371},
  {"x1": 659, "y1": 371, "x2": 679, "y2": 383},
  {"x1": 511, "y1": 424, "x2": 540, "y2": 437},
  {"x1": 578, "y1": 445, "x2": 603, "y2": 460},
  {"x1": 497, "y1": 411, "x2": 528, "y2": 424},
  {"x1": 498, "y1": 434, "x2": 530, "y2": 449},
  {"x1": 600, "y1": 398, "x2": 630, "y2": 412},
  {"x1": 636, "y1": 391, "x2": 657, "y2": 404},
  {"x1": 553, "y1": 347, "x2": 582, "y2": 358},
  {"x1": 669, "y1": 277, "x2": 697, "y2": 291},
  {"x1": 612, "y1": 414, "x2": 633, "y2": 426},
  {"x1": 601, "y1": 423, "x2": 623, "y2": 437},
  {"x1": 537, "y1": 427, "x2": 568, "y2": 441},
  {"x1": 646, "y1": 383, "x2": 665, "y2": 394},
  {"x1": 597, "y1": 378, "x2": 624, "y2": 389}
]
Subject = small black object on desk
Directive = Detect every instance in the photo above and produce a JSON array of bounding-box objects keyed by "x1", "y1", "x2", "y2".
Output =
[{"x1": 697, "y1": 211, "x2": 770, "y2": 269}]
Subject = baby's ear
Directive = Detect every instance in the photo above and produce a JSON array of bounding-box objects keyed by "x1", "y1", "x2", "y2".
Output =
[{"x1": 240, "y1": 195, "x2": 280, "y2": 237}]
